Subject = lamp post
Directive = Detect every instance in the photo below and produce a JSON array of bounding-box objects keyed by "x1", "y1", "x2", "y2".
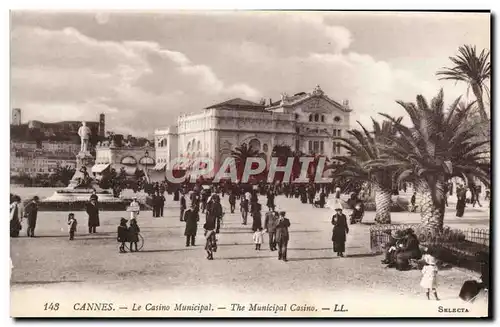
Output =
[{"x1": 144, "y1": 151, "x2": 150, "y2": 181}]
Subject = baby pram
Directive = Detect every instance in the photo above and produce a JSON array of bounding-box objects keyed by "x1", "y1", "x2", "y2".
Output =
[{"x1": 349, "y1": 203, "x2": 365, "y2": 224}]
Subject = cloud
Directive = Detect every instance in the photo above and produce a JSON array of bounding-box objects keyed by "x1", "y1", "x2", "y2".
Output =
[
  {"x1": 10, "y1": 12, "x2": 478, "y2": 137},
  {"x1": 11, "y1": 25, "x2": 260, "y2": 136}
]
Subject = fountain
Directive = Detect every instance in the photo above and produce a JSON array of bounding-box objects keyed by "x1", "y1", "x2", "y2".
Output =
[{"x1": 39, "y1": 122, "x2": 149, "y2": 211}]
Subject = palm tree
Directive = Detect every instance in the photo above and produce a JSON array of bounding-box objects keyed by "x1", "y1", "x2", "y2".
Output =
[
  {"x1": 331, "y1": 118, "x2": 402, "y2": 224},
  {"x1": 437, "y1": 45, "x2": 490, "y2": 122},
  {"x1": 376, "y1": 89, "x2": 490, "y2": 232},
  {"x1": 271, "y1": 145, "x2": 293, "y2": 182},
  {"x1": 231, "y1": 143, "x2": 262, "y2": 180}
]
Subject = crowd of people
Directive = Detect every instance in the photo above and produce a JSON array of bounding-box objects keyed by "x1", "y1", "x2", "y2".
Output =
[{"x1": 10, "y1": 179, "x2": 490, "y2": 302}]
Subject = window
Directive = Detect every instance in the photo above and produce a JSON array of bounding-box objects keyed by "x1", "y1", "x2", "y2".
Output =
[
  {"x1": 333, "y1": 130, "x2": 337, "y2": 137},
  {"x1": 320, "y1": 141, "x2": 324, "y2": 154},
  {"x1": 309, "y1": 115, "x2": 313, "y2": 122},
  {"x1": 295, "y1": 113, "x2": 299, "y2": 120},
  {"x1": 308, "y1": 140, "x2": 313, "y2": 151},
  {"x1": 295, "y1": 139, "x2": 300, "y2": 151},
  {"x1": 313, "y1": 141, "x2": 319, "y2": 153},
  {"x1": 337, "y1": 129, "x2": 341, "y2": 137},
  {"x1": 321, "y1": 115, "x2": 325, "y2": 123},
  {"x1": 314, "y1": 114, "x2": 319, "y2": 122},
  {"x1": 296, "y1": 127, "x2": 300, "y2": 134},
  {"x1": 334, "y1": 116, "x2": 341, "y2": 122}
]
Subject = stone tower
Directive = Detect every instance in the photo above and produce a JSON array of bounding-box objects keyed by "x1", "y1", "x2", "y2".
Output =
[
  {"x1": 99, "y1": 113, "x2": 105, "y2": 139},
  {"x1": 11, "y1": 108, "x2": 21, "y2": 125}
]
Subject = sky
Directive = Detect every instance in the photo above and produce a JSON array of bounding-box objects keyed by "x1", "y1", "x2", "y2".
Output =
[{"x1": 10, "y1": 11, "x2": 490, "y2": 137}]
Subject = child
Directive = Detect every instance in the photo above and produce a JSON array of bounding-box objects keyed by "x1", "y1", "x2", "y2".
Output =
[
  {"x1": 253, "y1": 227, "x2": 264, "y2": 250},
  {"x1": 420, "y1": 253, "x2": 439, "y2": 300},
  {"x1": 117, "y1": 218, "x2": 129, "y2": 253},
  {"x1": 68, "y1": 213, "x2": 77, "y2": 240},
  {"x1": 128, "y1": 218, "x2": 141, "y2": 252}
]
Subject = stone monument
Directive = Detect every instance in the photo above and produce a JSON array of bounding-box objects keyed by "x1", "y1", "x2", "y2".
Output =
[{"x1": 40, "y1": 122, "x2": 134, "y2": 210}]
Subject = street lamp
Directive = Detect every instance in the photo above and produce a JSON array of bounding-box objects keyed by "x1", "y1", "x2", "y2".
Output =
[{"x1": 144, "y1": 151, "x2": 149, "y2": 180}]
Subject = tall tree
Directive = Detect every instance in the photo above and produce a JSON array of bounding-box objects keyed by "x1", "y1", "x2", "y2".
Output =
[
  {"x1": 231, "y1": 143, "x2": 262, "y2": 180},
  {"x1": 376, "y1": 90, "x2": 490, "y2": 232},
  {"x1": 331, "y1": 118, "x2": 402, "y2": 224},
  {"x1": 437, "y1": 45, "x2": 490, "y2": 122}
]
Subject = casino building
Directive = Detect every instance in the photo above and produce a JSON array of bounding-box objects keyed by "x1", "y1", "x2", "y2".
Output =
[{"x1": 153, "y1": 85, "x2": 352, "y2": 177}]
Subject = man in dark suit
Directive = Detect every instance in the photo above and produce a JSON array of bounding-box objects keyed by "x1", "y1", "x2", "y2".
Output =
[
  {"x1": 86, "y1": 198, "x2": 100, "y2": 234},
  {"x1": 24, "y1": 196, "x2": 39, "y2": 237},
  {"x1": 264, "y1": 209, "x2": 279, "y2": 251},
  {"x1": 184, "y1": 203, "x2": 199, "y2": 247},
  {"x1": 275, "y1": 211, "x2": 291, "y2": 261},
  {"x1": 157, "y1": 191, "x2": 166, "y2": 217}
]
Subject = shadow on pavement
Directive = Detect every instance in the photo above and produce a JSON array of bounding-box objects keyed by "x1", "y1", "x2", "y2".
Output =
[
  {"x1": 223, "y1": 256, "x2": 276, "y2": 260},
  {"x1": 11, "y1": 280, "x2": 83, "y2": 285},
  {"x1": 346, "y1": 253, "x2": 380, "y2": 258},
  {"x1": 287, "y1": 256, "x2": 337, "y2": 262},
  {"x1": 140, "y1": 248, "x2": 196, "y2": 253},
  {"x1": 289, "y1": 247, "x2": 334, "y2": 251}
]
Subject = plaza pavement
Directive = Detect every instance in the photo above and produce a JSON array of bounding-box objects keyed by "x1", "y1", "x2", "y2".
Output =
[{"x1": 10, "y1": 193, "x2": 489, "y2": 317}]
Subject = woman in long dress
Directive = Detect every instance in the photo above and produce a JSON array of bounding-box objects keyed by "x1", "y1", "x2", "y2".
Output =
[
  {"x1": 456, "y1": 188, "x2": 466, "y2": 217},
  {"x1": 10, "y1": 195, "x2": 23, "y2": 238},
  {"x1": 331, "y1": 207, "x2": 349, "y2": 257}
]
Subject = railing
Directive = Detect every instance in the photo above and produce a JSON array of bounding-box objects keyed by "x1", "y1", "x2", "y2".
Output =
[{"x1": 369, "y1": 224, "x2": 490, "y2": 272}]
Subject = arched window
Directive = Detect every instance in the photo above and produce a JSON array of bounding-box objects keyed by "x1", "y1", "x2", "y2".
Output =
[
  {"x1": 186, "y1": 142, "x2": 191, "y2": 151},
  {"x1": 295, "y1": 113, "x2": 299, "y2": 120},
  {"x1": 197, "y1": 140, "x2": 201, "y2": 150},
  {"x1": 321, "y1": 115, "x2": 325, "y2": 123},
  {"x1": 309, "y1": 114, "x2": 313, "y2": 122},
  {"x1": 121, "y1": 156, "x2": 137, "y2": 165},
  {"x1": 314, "y1": 114, "x2": 319, "y2": 122}
]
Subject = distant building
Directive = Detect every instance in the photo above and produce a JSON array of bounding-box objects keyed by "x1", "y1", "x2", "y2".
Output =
[
  {"x1": 10, "y1": 113, "x2": 105, "y2": 178},
  {"x1": 92, "y1": 142, "x2": 155, "y2": 180},
  {"x1": 11, "y1": 108, "x2": 21, "y2": 126},
  {"x1": 154, "y1": 85, "x2": 352, "y2": 177},
  {"x1": 10, "y1": 149, "x2": 76, "y2": 177}
]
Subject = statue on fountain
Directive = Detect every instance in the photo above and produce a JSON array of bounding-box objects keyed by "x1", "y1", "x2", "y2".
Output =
[
  {"x1": 76, "y1": 166, "x2": 93, "y2": 188},
  {"x1": 66, "y1": 122, "x2": 97, "y2": 190},
  {"x1": 78, "y1": 121, "x2": 91, "y2": 153}
]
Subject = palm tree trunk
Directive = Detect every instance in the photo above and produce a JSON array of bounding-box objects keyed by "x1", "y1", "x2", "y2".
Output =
[
  {"x1": 472, "y1": 83, "x2": 489, "y2": 122},
  {"x1": 374, "y1": 186, "x2": 391, "y2": 224},
  {"x1": 419, "y1": 180, "x2": 446, "y2": 233}
]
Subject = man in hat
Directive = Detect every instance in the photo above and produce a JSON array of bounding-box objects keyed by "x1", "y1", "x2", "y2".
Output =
[
  {"x1": 24, "y1": 196, "x2": 39, "y2": 237},
  {"x1": 264, "y1": 208, "x2": 279, "y2": 251},
  {"x1": 206, "y1": 194, "x2": 223, "y2": 234},
  {"x1": 275, "y1": 211, "x2": 291, "y2": 261},
  {"x1": 331, "y1": 207, "x2": 349, "y2": 257},
  {"x1": 86, "y1": 197, "x2": 100, "y2": 234},
  {"x1": 381, "y1": 230, "x2": 405, "y2": 265},
  {"x1": 184, "y1": 202, "x2": 199, "y2": 247}
]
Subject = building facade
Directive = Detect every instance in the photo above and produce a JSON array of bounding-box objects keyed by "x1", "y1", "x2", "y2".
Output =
[
  {"x1": 93, "y1": 143, "x2": 156, "y2": 178},
  {"x1": 154, "y1": 85, "x2": 351, "y2": 176},
  {"x1": 10, "y1": 150, "x2": 76, "y2": 176}
]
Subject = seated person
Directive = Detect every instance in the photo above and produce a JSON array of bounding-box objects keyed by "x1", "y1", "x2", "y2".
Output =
[
  {"x1": 350, "y1": 200, "x2": 365, "y2": 222},
  {"x1": 381, "y1": 230, "x2": 405, "y2": 265},
  {"x1": 395, "y1": 228, "x2": 422, "y2": 270}
]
